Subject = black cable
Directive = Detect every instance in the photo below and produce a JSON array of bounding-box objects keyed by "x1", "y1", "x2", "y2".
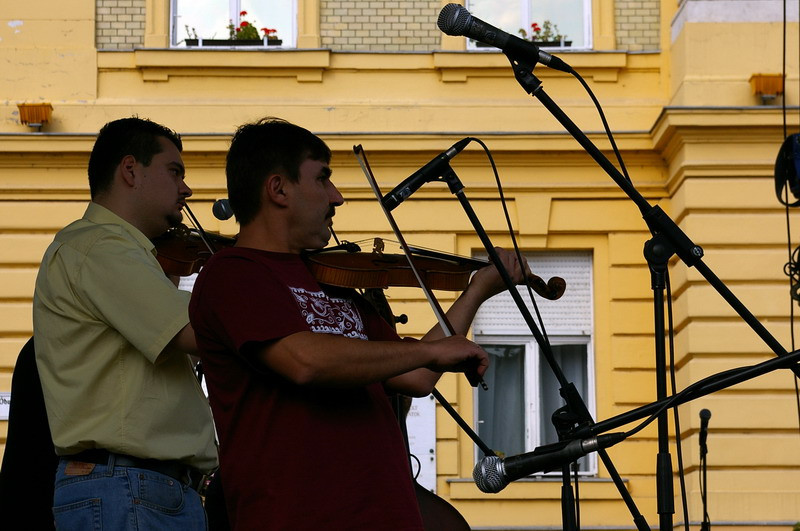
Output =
[
  {"x1": 467, "y1": 136, "x2": 553, "y2": 346},
  {"x1": 779, "y1": 0, "x2": 800, "y2": 452},
  {"x1": 666, "y1": 272, "x2": 690, "y2": 530},
  {"x1": 573, "y1": 462, "x2": 581, "y2": 529},
  {"x1": 699, "y1": 449, "x2": 710, "y2": 530},
  {"x1": 568, "y1": 67, "x2": 631, "y2": 183}
]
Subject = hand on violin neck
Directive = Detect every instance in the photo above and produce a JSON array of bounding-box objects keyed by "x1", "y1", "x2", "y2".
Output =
[{"x1": 467, "y1": 247, "x2": 532, "y2": 301}]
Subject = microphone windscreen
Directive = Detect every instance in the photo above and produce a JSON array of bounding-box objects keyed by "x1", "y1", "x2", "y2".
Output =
[
  {"x1": 473, "y1": 455, "x2": 505, "y2": 493},
  {"x1": 437, "y1": 4, "x2": 469, "y2": 35},
  {"x1": 212, "y1": 199, "x2": 233, "y2": 221}
]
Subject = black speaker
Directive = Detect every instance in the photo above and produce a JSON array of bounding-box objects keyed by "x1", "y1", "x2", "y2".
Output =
[{"x1": 774, "y1": 133, "x2": 800, "y2": 206}]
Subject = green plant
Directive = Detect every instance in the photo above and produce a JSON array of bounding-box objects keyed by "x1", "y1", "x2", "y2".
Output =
[
  {"x1": 185, "y1": 25, "x2": 199, "y2": 40},
  {"x1": 518, "y1": 20, "x2": 566, "y2": 43},
  {"x1": 228, "y1": 10, "x2": 261, "y2": 40}
]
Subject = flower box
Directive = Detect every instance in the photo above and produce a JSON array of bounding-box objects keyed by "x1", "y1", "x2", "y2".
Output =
[
  {"x1": 17, "y1": 103, "x2": 53, "y2": 126},
  {"x1": 474, "y1": 39, "x2": 571, "y2": 49},
  {"x1": 535, "y1": 40, "x2": 572, "y2": 47},
  {"x1": 185, "y1": 38, "x2": 282, "y2": 47}
]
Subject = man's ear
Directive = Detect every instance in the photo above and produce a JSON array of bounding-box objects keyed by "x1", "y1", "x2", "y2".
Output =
[
  {"x1": 119, "y1": 155, "x2": 138, "y2": 187},
  {"x1": 264, "y1": 173, "x2": 290, "y2": 207}
]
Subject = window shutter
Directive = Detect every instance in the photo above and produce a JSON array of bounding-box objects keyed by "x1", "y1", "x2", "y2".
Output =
[{"x1": 472, "y1": 251, "x2": 593, "y2": 336}]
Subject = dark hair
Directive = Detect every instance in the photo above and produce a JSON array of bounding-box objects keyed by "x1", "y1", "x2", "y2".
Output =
[
  {"x1": 87, "y1": 117, "x2": 182, "y2": 198},
  {"x1": 226, "y1": 117, "x2": 331, "y2": 225}
]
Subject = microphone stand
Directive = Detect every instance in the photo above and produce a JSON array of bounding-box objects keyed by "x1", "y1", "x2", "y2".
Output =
[
  {"x1": 502, "y1": 50, "x2": 800, "y2": 531},
  {"x1": 435, "y1": 164, "x2": 649, "y2": 531},
  {"x1": 700, "y1": 423, "x2": 710, "y2": 531}
]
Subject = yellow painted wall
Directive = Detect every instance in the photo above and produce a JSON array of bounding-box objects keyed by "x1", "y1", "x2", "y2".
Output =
[{"x1": 2, "y1": 0, "x2": 800, "y2": 528}]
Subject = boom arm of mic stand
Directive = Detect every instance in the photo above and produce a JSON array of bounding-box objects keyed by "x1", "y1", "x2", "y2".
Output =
[
  {"x1": 506, "y1": 52, "x2": 800, "y2": 379},
  {"x1": 576, "y1": 348, "x2": 800, "y2": 439}
]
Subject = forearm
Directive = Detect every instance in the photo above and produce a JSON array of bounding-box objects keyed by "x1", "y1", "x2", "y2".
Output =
[
  {"x1": 261, "y1": 332, "x2": 434, "y2": 387},
  {"x1": 422, "y1": 247, "x2": 527, "y2": 341},
  {"x1": 422, "y1": 284, "x2": 485, "y2": 341},
  {"x1": 260, "y1": 331, "x2": 487, "y2": 390},
  {"x1": 166, "y1": 323, "x2": 198, "y2": 354}
]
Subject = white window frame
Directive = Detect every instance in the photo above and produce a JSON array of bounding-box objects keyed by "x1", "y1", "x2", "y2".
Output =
[
  {"x1": 170, "y1": 0, "x2": 297, "y2": 48},
  {"x1": 475, "y1": 334, "x2": 597, "y2": 476},
  {"x1": 472, "y1": 250, "x2": 596, "y2": 476},
  {"x1": 466, "y1": 0, "x2": 593, "y2": 50}
]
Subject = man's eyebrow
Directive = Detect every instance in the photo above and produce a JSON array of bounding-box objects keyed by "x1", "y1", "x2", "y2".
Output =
[{"x1": 169, "y1": 160, "x2": 186, "y2": 174}]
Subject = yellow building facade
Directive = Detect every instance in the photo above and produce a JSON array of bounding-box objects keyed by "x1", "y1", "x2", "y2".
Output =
[{"x1": 1, "y1": 0, "x2": 799, "y2": 528}]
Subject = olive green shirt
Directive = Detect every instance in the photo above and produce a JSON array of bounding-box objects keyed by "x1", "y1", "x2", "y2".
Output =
[{"x1": 33, "y1": 202, "x2": 218, "y2": 472}]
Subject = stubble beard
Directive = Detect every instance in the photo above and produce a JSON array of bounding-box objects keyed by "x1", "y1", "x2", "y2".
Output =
[{"x1": 166, "y1": 209, "x2": 184, "y2": 229}]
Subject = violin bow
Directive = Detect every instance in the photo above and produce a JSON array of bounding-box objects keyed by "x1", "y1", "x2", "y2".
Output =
[
  {"x1": 353, "y1": 144, "x2": 496, "y2": 457},
  {"x1": 182, "y1": 203, "x2": 219, "y2": 255}
]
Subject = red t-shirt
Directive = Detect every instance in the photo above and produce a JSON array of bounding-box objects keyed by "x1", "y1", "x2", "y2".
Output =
[{"x1": 189, "y1": 247, "x2": 424, "y2": 530}]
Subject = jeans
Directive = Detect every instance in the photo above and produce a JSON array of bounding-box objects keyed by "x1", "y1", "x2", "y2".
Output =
[{"x1": 53, "y1": 456, "x2": 207, "y2": 530}]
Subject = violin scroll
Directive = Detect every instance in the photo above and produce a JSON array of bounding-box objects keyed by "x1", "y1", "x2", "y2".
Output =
[{"x1": 527, "y1": 273, "x2": 566, "y2": 301}]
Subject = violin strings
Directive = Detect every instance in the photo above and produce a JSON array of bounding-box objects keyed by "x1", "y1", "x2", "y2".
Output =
[{"x1": 182, "y1": 205, "x2": 217, "y2": 255}]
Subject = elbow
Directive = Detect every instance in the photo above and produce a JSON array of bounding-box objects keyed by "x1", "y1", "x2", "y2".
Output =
[{"x1": 285, "y1": 364, "x2": 320, "y2": 386}]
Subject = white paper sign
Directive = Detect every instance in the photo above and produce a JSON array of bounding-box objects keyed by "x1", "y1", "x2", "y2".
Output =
[{"x1": 405, "y1": 394, "x2": 437, "y2": 492}]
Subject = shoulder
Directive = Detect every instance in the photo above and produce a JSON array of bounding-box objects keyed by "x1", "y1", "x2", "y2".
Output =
[{"x1": 201, "y1": 247, "x2": 308, "y2": 279}]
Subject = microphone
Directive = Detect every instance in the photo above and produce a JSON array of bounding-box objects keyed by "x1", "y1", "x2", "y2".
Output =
[
  {"x1": 437, "y1": 3, "x2": 571, "y2": 73},
  {"x1": 473, "y1": 432, "x2": 626, "y2": 493},
  {"x1": 699, "y1": 408, "x2": 711, "y2": 456},
  {"x1": 381, "y1": 138, "x2": 471, "y2": 212},
  {"x1": 212, "y1": 198, "x2": 233, "y2": 221}
]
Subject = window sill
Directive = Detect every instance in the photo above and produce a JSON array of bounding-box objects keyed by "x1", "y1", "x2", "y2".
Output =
[{"x1": 98, "y1": 48, "x2": 331, "y2": 83}]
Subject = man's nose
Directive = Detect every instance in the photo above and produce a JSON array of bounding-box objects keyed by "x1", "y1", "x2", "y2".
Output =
[
  {"x1": 180, "y1": 180, "x2": 193, "y2": 198},
  {"x1": 329, "y1": 182, "x2": 344, "y2": 206}
]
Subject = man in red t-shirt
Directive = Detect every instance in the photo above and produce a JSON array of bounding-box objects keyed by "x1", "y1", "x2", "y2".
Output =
[{"x1": 189, "y1": 118, "x2": 527, "y2": 530}]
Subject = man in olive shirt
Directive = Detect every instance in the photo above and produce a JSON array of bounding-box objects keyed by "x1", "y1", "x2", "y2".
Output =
[{"x1": 33, "y1": 118, "x2": 217, "y2": 529}]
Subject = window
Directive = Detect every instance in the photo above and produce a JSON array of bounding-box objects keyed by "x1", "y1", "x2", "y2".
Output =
[
  {"x1": 467, "y1": 0, "x2": 591, "y2": 49},
  {"x1": 172, "y1": 0, "x2": 296, "y2": 47},
  {"x1": 473, "y1": 251, "x2": 596, "y2": 475}
]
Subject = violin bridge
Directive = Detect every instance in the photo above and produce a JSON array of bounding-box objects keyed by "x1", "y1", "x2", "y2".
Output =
[{"x1": 372, "y1": 237, "x2": 385, "y2": 255}]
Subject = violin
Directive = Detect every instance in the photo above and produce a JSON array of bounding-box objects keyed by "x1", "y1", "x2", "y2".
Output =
[
  {"x1": 152, "y1": 223, "x2": 236, "y2": 277},
  {"x1": 305, "y1": 239, "x2": 566, "y2": 300},
  {"x1": 152, "y1": 217, "x2": 565, "y2": 302}
]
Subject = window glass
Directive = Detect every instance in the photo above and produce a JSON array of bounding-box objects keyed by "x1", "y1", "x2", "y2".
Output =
[
  {"x1": 241, "y1": 0, "x2": 295, "y2": 44},
  {"x1": 173, "y1": 0, "x2": 295, "y2": 47},
  {"x1": 476, "y1": 343, "x2": 527, "y2": 457},
  {"x1": 539, "y1": 342, "x2": 590, "y2": 472},
  {"x1": 175, "y1": 0, "x2": 231, "y2": 43},
  {"x1": 467, "y1": 0, "x2": 588, "y2": 48}
]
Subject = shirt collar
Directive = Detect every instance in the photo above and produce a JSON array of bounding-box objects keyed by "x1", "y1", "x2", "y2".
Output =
[{"x1": 84, "y1": 202, "x2": 157, "y2": 255}]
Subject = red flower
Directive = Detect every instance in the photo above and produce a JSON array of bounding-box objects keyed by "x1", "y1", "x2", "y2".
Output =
[
  {"x1": 240, "y1": 21, "x2": 249, "y2": 27},
  {"x1": 240, "y1": 10, "x2": 247, "y2": 16},
  {"x1": 532, "y1": 22, "x2": 541, "y2": 32},
  {"x1": 261, "y1": 27, "x2": 277, "y2": 35},
  {"x1": 235, "y1": 27, "x2": 241, "y2": 32}
]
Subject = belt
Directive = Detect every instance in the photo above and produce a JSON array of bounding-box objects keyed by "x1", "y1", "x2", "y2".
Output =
[{"x1": 63, "y1": 449, "x2": 208, "y2": 493}]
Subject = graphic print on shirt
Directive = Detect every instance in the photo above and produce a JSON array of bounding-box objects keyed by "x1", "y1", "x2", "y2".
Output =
[{"x1": 290, "y1": 287, "x2": 367, "y2": 339}]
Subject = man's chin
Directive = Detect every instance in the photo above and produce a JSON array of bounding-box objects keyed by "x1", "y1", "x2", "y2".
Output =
[{"x1": 167, "y1": 211, "x2": 184, "y2": 228}]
